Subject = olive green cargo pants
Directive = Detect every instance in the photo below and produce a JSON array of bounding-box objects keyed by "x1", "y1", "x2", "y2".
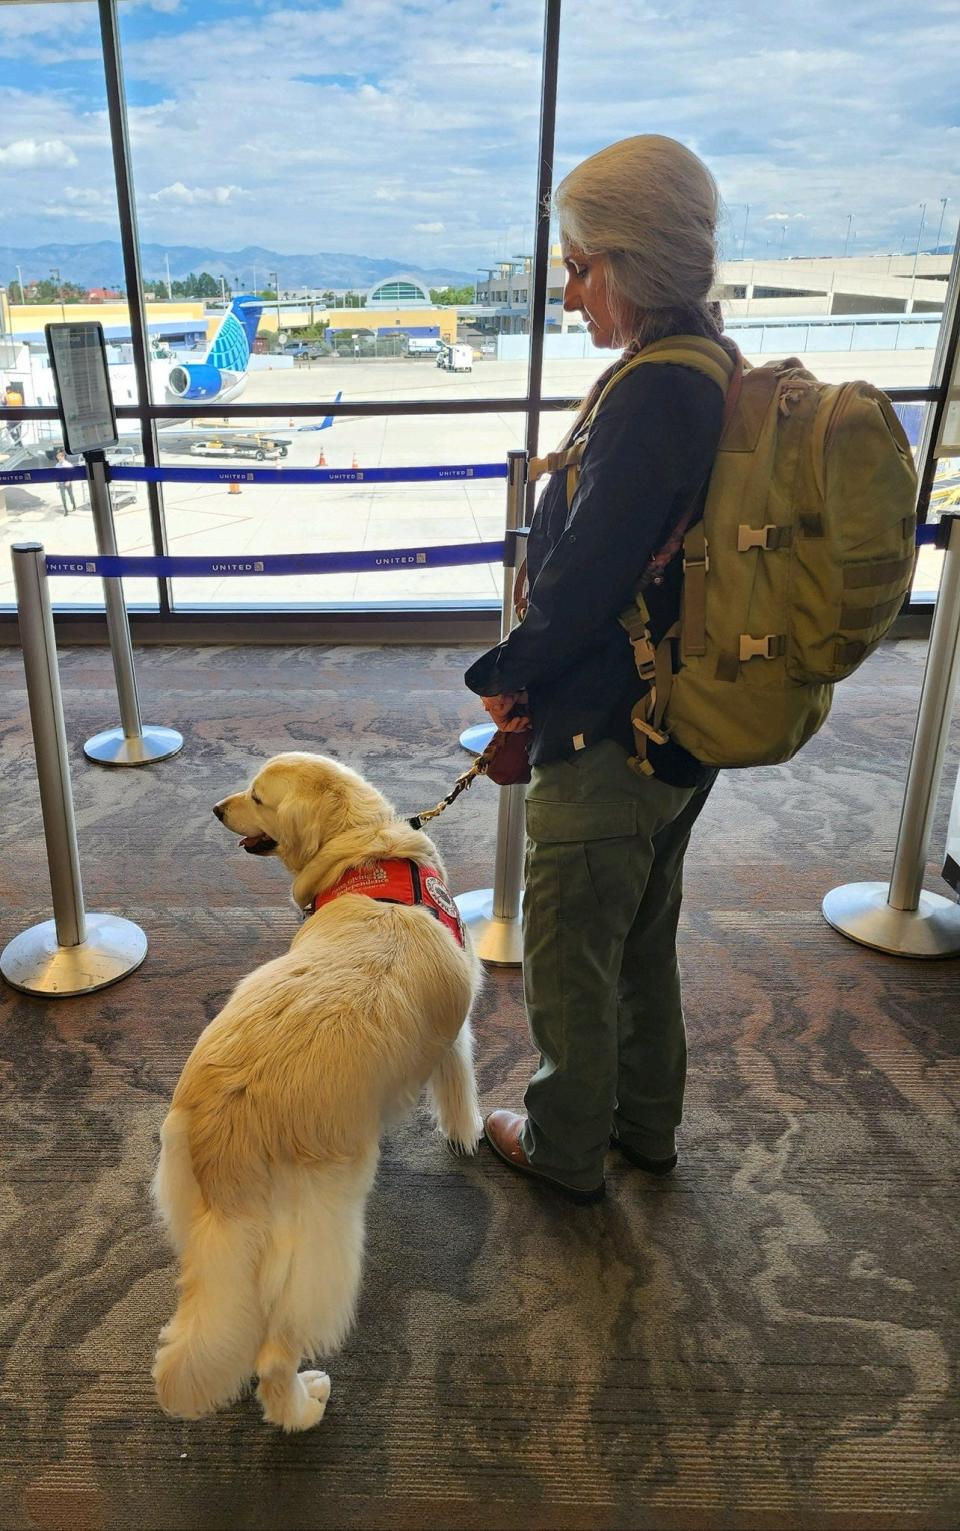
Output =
[{"x1": 518, "y1": 739, "x2": 713, "y2": 1191}]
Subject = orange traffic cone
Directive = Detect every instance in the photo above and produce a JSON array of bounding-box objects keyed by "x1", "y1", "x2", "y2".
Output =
[
  {"x1": 351, "y1": 452, "x2": 359, "y2": 469},
  {"x1": 316, "y1": 448, "x2": 327, "y2": 466},
  {"x1": 228, "y1": 481, "x2": 241, "y2": 495}
]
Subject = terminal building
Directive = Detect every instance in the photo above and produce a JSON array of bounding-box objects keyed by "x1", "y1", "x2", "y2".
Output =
[{"x1": 474, "y1": 249, "x2": 953, "y2": 333}]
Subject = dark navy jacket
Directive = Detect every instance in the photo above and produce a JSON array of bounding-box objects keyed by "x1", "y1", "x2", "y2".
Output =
[{"x1": 464, "y1": 360, "x2": 725, "y2": 788}]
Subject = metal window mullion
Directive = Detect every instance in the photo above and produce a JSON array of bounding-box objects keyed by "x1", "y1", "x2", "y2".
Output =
[
  {"x1": 97, "y1": 0, "x2": 170, "y2": 618},
  {"x1": 524, "y1": 0, "x2": 561, "y2": 503}
]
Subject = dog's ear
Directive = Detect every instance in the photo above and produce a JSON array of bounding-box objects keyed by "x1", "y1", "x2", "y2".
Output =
[{"x1": 273, "y1": 779, "x2": 351, "y2": 866}]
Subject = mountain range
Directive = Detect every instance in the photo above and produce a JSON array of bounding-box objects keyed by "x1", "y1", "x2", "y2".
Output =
[{"x1": 0, "y1": 241, "x2": 476, "y2": 292}]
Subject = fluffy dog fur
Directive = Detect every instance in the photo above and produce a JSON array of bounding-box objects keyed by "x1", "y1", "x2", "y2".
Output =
[{"x1": 152, "y1": 752, "x2": 483, "y2": 1431}]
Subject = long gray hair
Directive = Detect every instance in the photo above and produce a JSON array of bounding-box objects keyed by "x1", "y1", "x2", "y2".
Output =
[{"x1": 555, "y1": 134, "x2": 723, "y2": 437}]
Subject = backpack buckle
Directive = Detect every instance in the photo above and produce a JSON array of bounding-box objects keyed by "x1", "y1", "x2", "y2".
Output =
[
  {"x1": 683, "y1": 549, "x2": 709, "y2": 573},
  {"x1": 737, "y1": 524, "x2": 781, "y2": 552},
  {"x1": 633, "y1": 718, "x2": 670, "y2": 746},
  {"x1": 739, "y1": 634, "x2": 782, "y2": 661}
]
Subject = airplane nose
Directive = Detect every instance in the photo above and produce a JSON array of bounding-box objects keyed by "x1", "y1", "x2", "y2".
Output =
[{"x1": 213, "y1": 802, "x2": 226, "y2": 821}]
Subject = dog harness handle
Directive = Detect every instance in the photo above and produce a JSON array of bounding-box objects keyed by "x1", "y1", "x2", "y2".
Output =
[{"x1": 306, "y1": 858, "x2": 465, "y2": 947}]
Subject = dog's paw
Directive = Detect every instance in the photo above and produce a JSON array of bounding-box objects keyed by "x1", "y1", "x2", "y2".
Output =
[
  {"x1": 302, "y1": 1369, "x2": 331, "y2": 1404},
  {"x1": 293, "y1": 1370, "x2": 331, "y2": 1430},
  {"x1": 259, "y1": 1368, "x2": 331, "y2": 1431}
]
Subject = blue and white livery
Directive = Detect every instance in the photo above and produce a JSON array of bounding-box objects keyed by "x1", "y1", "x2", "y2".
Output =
[{"x1": 165, "y1": 295, "x2": 262, "y2": 404}]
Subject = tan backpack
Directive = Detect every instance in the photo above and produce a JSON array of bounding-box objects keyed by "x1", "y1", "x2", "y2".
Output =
[{"x1": 529, "y1": 336, "x2": 918, "y2": 772}]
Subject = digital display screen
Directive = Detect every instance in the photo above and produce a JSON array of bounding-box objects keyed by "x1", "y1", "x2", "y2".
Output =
[{"x1": 45, "y1": 322, "x2": 118, "y2": 456}]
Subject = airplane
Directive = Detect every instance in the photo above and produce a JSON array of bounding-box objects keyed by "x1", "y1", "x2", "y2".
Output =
[{"x1": 156, "y1": 293, "x2": 263, "y2": 405}]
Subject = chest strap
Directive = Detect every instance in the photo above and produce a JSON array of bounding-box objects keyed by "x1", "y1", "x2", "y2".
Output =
[{"x1": 306, "y1": 858, "x2": 465, "y2": 947}]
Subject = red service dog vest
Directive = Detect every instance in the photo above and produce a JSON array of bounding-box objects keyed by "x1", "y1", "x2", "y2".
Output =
[{"x1": 308, "y1": 858, "x2": 464, "y2": 946}]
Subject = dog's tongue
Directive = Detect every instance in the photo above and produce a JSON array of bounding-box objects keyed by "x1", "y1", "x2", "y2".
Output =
[{"x1": 240, "y1": 833, "x2": 276, "y2": 855}]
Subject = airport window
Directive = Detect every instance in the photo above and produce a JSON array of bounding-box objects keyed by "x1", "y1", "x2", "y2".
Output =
[
  {"x1": 0, "y1": 0, "x2": 159, "y2": 612},
  {"x1": 1, "y1": 0, "x2": 957, "y2": 629}
]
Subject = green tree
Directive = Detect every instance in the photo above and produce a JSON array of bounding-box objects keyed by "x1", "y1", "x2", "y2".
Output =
[{"x1": 429, "y1": 284, "x2": 476, "y2": 305}]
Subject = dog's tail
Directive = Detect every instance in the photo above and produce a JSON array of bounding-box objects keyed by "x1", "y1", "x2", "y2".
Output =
[{"x1": 152, "y1": 1109, "x2": 263, "y2": 1419}]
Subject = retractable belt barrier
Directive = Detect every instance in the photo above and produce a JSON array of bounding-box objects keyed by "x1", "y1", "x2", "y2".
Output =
[
  {"x1": 0, "y1": 461, "x2": 507, "y2": 488},
  {"x1": 6, "y1": 453, "x2": 954, "y2": 976},
  {"x1": 0, "y1": 543, "x2": 148, "y2": 997},
  {"x1": 44, "y1": 543, "x2": 506, "y2": 580},
  {"x1": 823, "y1": 511, "x2": 960, "y2": 958},
  {"x1": 3, "y1": 452, "x2": 530, "y2": 991}
]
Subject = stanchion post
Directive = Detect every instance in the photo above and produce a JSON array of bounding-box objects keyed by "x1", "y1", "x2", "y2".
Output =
[
  {"x1": 458, "y1": 459, "x2": 522, "y2": 758},
  {"x1": 822, "y1": 511, "x2": 960, "y2": 956},
  {"x1": 1, "y1": 544, "x2": 148, "y2": 995},
  {"x1": 456, "y1": 450, "x2": 529, "y2": 965},
  {"x1": 83, "y1": 453, "x2": 183, "y2": 766}
]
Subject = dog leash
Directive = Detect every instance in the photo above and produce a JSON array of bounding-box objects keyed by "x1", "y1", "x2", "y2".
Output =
[
  {"x1": 407, "y1": 754, "x2": 486, "y2": 830},
  {"x1": 407, "y1": 709, "x2": 533, "y2": 830}
]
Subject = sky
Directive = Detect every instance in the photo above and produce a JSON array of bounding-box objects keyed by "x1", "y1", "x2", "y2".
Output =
[{"x1": 0, "y1": 0, "x2": 958, "y2": 274}]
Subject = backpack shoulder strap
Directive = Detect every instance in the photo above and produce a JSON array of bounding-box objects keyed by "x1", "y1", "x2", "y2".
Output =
[{"x1": 528, "y1": 335, "x2": 739, "y2": 507}]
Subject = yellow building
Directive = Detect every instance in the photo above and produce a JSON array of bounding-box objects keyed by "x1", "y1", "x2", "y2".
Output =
[{"x1": 3, "y1": 299, "x2": 212, "y2": 349}]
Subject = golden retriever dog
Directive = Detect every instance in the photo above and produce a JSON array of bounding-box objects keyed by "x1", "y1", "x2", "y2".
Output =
[{"x1": 152, "y1": 751, "x2": 483, "y2": 1431}]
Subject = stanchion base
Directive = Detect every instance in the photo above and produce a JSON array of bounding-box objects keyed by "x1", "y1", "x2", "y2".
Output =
[
  {"x1": 1, "y1": 913, "x2": 148, "y2": 996},
  {"x1": 456, "y1": 887, "x2": 523, "y2": 967},
  {"x1": 84, "y1": 725, "x2": 184, "y2": 765},
  {"x1": 459, "y1": 723, "x2": 496, "y2": 756},
  {"x1": 822, "y1": 881, "x2": 960, "y2": 958}
]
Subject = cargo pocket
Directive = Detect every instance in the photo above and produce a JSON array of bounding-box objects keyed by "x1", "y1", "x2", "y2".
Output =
[{"x1": 526, "y1": 798, "x2": 638, "y2": 844}]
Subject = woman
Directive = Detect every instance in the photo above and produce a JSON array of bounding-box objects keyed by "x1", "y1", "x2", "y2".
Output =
[{"x1": 464, "y1": 134, "x2": 730, "y2": 1204}]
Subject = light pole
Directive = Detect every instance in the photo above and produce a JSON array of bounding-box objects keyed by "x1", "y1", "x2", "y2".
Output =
[
  {"x1": 908, "y1": 203, "x2": 928, "y2": 313},
  {"x1": 218, "y1": 274, "x2": 227, "y2": 306},
  {"x1": 912, "y1": 202, "x2": 927, "y2": 276},
  {"x1": 269, "y1": 270, "x2": 281, "y2": 340},
  {"x1": 164, "y1": 254, "x2": 172, "y2": 299},
  {"x1": 843, "y1": 213, "x2": 852, "y2": 259},
  {"x1": 934, "y1": 197, "x2": 949, "y2": 254},
  {"x1": 16, "y1": 263, "x2": 25, "y2": 305},
  {"x1": 740, "y1": 203, "x2": 750, "y2": 260},
  {"x1": 779, "y1": 223, "x2": 787, "y2": 257},
  {"x1": 50, "y1": 268, "x2": 65, "y2": 321}
]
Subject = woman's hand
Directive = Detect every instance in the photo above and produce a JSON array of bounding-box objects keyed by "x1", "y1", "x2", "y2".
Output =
[{"x1": 481, "y1": 690, "x2": 531, "y2": 732}]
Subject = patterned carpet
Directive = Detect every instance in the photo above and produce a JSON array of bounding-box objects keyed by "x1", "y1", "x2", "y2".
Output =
[{"x1": 0, "y1": 639, "x2": 958, "y2": 1531}]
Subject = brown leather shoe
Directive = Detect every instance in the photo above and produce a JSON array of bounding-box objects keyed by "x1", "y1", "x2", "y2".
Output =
[{"x1": 483, "y1": 1110, "x2": 605, "y2": 1205}]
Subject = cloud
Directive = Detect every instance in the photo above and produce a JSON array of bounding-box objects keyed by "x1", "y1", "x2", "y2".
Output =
[
  {"x1": 63, "y1": 186, "x2": 113, "y2": 206},
  {"x1": 39, "y1": 202, "x2": 116, "y2": 224},
  {"x1": 0, "y1": 137, "x2": 78, "y2": 169},
  {"x1": 149, "y1": 181, "x2": 250, "y2": 205},
  {"x1": 3, "y1": 0, "x2": 959, "y2": 269}
]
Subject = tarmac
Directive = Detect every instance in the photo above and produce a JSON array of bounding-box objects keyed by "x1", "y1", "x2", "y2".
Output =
[{"x1": 0, "y1": 350, "x2": 946, "y2": 610}]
